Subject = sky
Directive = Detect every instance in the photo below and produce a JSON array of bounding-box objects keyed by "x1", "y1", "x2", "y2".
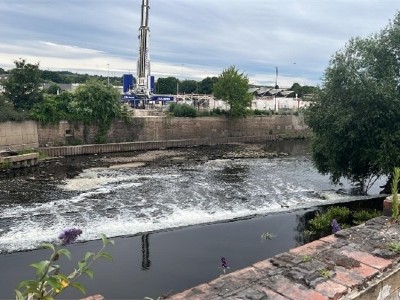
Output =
[{"x1": 0, "y1": 1, "x2": 398, "y2": 87}]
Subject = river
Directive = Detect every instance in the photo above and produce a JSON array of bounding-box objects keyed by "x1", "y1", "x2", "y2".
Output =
[{"x1": 0, "y1": 140, "x2": 386, "y2": 298}]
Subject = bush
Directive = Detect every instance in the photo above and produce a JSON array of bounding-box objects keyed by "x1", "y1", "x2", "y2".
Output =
[
  {"x1": 308, "y1": 206, "x2": 351, "y2": 236},
  {"x1": 353, "y1": 209, "x2": 382, "y2": 225},
  {"x1": 169, "y1": 103, "x2": 197, "y2": 117},
  {"x1": 307, "y1": 206, "x2": 382, "y2": 238},
  {"x1": 0, "y1": 95, "x2": 29, "y2": 122}
]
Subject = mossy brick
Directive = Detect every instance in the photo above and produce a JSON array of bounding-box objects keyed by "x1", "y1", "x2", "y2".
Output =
[
  {"x1": 167, "y1": 283, "x2": 221, "y2": 300},
  {"x1": 261, "y1": 275, "x2": 328, "y2": 300},
  {"x1": 340, "y1": 249, "x2": 392, "y2": 272},
  {"x1": 208, "y1": 267, "x2": 267, "y2": 296},
  {"x1": 234, "y1": 285, "x2": 289, "y2": 300},
  {"x1": 289, "y1": 240, "x2": 326, "y2": 256},
  {"x1": 315, "y1": 280, "x2": 348, "y2": 300}
]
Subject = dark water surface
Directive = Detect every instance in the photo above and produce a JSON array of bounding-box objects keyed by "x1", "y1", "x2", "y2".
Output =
[{"x1": 0, "y1": 209, "x2": 318, "y2": 299}]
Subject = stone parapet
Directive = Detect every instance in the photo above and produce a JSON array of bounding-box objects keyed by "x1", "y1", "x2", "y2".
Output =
[{"x1": 168, "y1": 216, "x2": 400, "y2": 300}]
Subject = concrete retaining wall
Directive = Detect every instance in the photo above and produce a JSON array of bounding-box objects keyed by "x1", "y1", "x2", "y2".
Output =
[
  {"x1": 40, "y1": 135, "x2": 280, "y2": 157},
  {"x1": 37, "y1": 115, "x2": 310, "y2": 147},
  {"x1": 0, "y1": 121, "x2": 38, "y2": 151},
  {"x1": 1, "y1": 115, "x2": 310, "y2": 156}
]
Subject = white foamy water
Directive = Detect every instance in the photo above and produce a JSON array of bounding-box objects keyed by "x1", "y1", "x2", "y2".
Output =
[{"x1": 0, "y1": 156, "x2": 382, "y2": 253}]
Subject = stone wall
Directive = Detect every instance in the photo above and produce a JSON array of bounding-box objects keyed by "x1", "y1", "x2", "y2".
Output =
[
  {"x1": 168, "y1": 215, "x2": 400, "y2": 300},
  {"x1": 0, "y1": 121, "x2": 38, "y2": 151},
  {"x1": 37, "y1": 115, "x2": 310, "y2": 147}
]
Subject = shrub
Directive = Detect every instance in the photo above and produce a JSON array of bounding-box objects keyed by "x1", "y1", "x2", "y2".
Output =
[
  {"x1": 169, "y1": 103, "x2": 197, "y2": 117},
  {"x1": 15, "y1": 229, "x2": 113, "y2": 300},
  {"x1": 308, "y1": 206, "x2": 351, "y2": 236},
  {"x1": 353, "y1": 209, "x2": 382, "y2": 225}
]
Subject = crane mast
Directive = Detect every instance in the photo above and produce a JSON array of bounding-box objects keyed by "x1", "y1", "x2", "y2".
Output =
[{"x1": 135, "y1": 0, "x2": 151, "y2": 98}]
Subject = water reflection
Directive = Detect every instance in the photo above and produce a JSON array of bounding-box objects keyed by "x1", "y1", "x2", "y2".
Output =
[{"x1": 141, "y1": 234, "x2": 151, "y2": 270}]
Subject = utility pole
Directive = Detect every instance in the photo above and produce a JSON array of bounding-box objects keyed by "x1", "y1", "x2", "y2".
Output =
[
  {"x1": 107, "y1": 64, "x2": 110, "y2": 85},
  {"x1": 275, "y1": 66, "x2": 279, "y2": 89}
]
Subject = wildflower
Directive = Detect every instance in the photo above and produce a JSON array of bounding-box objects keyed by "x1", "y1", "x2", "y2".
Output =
[
  {"x1": 331, "y1": 219, "x2": 341, "y2": 234},
  {"x1": 58, "y1": 228, "x2": 82, "y2": 245},
  {"x1": 221, "y1": 257, "x2": 229, "y2": 274}
]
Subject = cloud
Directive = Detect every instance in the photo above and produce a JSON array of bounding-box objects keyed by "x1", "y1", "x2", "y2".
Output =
[{"x1": 0, "y1": 0, "x2": 398, "y2": 87}]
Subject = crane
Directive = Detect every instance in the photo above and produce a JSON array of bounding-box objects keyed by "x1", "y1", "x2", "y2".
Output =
[{"x1": 135, "y1": 0, "x2": 153, "y2": 102}]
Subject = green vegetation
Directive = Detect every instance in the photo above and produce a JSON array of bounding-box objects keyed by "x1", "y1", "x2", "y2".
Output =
[
  {"x1": 319, "y1": 268, "x2": 331, "y2": 279},
  {"x1": 155, "y1": 76, "x2": 218, "y2": 95},
  {"x1": 305, "y1": 11, "x2": 400, "y2": 192},
  {"x1": 0, "y1": 94, "x2": 29, "y2": 122},
  {"x1": 352, "y1": 209, "x2": 382, "y2": 225},
  {"x1": 306, "y1": 206, "x2": 382, "y2": 239},
  {"x1": 3, "y1": 59, "x2": 43, "y2": 111},
  {"x1": 168, "y1": 103, "x2": 197, "y2": 117},
  {"x1": 213, "y1": 65, "x2": 252, "y2": 117},
  {"x1": 308, "y1": 206, "x2": 351, "y2": 236},
  {"x1": 72, "y1": 80, "x2": 122, "y2": 143},
  {"x1": 0, "y1": 161, "x2": 12, "y2": 170},
  {"x1": 290, "y1": 83, "x2": 316, "y2": 98},
  {"x1": 15, "y1": 231, "x2": 113, "y2": 300},
  {"x1": 392, "y1": 168, "x2": 400, "y2": 220},
  {"x1": 389, "y1": 241, "x2": 400, "y2": 254}
]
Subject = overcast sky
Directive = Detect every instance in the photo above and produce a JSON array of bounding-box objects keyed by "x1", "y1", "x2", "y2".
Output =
[{"x1": 0, "y1": 0, "x2": 398, "y2": 87}]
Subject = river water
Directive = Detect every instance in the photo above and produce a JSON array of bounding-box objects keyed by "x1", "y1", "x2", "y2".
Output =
[{"x1": 0, "y1": 140, "x2": 386, "y2": 298}]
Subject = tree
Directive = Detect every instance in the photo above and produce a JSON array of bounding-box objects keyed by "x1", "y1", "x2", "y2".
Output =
[
  {"x1": 3, "y1": 59, "x2": 43, "y2": 110},
  {"x1": 213, "y1": 66, "x2": 252, "y2": 117},
  {"x1": 41, "y1": 70, "x2": 62, "y2": 83},
  {"x1": 305, "y1": 11, "x2": 400, "y2": 191},
  {"x1": 71, "y1": 79, "x2": 122, "y2": 143},
  {"x1": 45, "y1": 83, "x2": 61, "y2": 95},
  {"x1": 199, "y1": 77, "x2": 218, "y2": 94},
  {"x1": 30, "y1": 91, "x2": 75, "y2": 124},
  {"x1": 179, "y1": 79, "x2": 198, "y2": 94},
  {"x1": 156, "y1": 77, "x2": 179, "y2": 94},
  {"x1": 0, "y1": 94, "x2": 28, "y2": 122}
]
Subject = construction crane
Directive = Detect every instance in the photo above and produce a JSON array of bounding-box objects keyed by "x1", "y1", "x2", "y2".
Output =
[
  {"x1": 134, "y1": 0, "x2": 153, "y2": 101},
  {"x1": 122, "y1": 0, "x2": 174, "y2": 107}
]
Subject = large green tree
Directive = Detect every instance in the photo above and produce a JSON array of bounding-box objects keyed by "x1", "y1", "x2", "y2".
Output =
[
  {"x1": 199, "y1": 77, "x2": 218, "y2": 94},
  {"x1": 305, "y1": 11, "x2": 400, "y2": 191},
  {"x1": 71, "y1": 79, "x2": 122, "y2": 143},
  {"x1": 213, "y1": 66, "x2": 252, "y2": 117},
  {"x1": 30, "y1": 91, "x2": 75, "y2": 124},
  {"x1": 179, "y1": 79, "x2": 198, "y2": 94},
  {"x1": 3, "y1": 59, "x2": 43, "y2": 110},
  {"x1": 156, "y1": 77, "x2": 179, "y2": 94}
]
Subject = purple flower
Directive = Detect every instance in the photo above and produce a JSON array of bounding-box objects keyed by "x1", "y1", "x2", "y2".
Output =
[
  {"x1": 58, "y1": 228, "x2": 82, "y2": 245},
  {"x1": 221, "y1": 257, "x2": 228, "y2": 273},
  {"x1": 331, "y1": 219, "x2": 341, "y2": 234}
]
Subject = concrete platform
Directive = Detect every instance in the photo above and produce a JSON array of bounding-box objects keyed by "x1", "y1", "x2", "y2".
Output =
[
  {"x1": 0, "y1": 152, "x2": 39, "y2": 169},
  {"x1": 167, "y1": 216, "x2": 400, "y2": 300}
]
